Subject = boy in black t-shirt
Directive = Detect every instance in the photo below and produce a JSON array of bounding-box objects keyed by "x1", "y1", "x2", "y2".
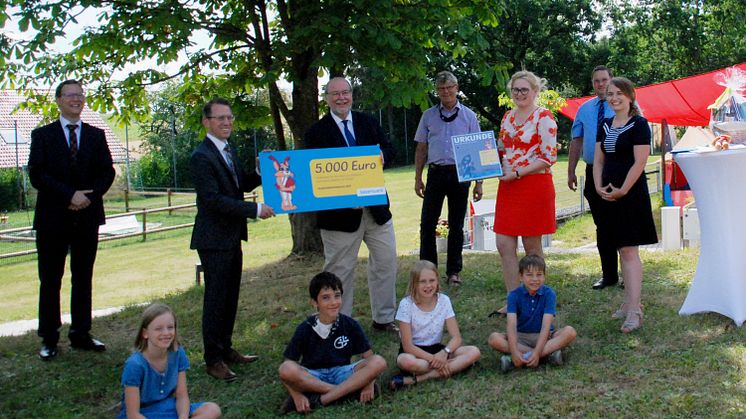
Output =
[{"x1": 278, "y1": 272, "x2": 387, "y2": 414}]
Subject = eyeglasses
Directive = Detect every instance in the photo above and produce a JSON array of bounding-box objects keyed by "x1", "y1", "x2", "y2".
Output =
[
  {"x1": 328, "y1": 90, "x2": 351, "y2": 98},
  {"x1": 510, "y1": 87, "x2": 530, "y2": 95},
  {"x1": 437, "y1": 84, "x2": 458, "y2": 92},
  {"x1": 207, "y1": 115, "x2": 235, "y2": 122},
  {"x1": 60, "y1": 93, "x2": 85, "y2": 99}
]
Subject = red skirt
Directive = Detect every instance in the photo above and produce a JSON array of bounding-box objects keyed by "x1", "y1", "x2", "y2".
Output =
[{"x1": 493, "y1": 173, "x2": 556, "y2": 236}]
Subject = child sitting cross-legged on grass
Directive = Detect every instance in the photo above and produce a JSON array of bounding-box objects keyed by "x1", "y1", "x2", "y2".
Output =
[
  {"x1": 118, "y1": 303, "x2": 221, "y2": 419},
  {"x1": 488, "y1": 254, "x2": 577, "y2": 373},
  {"x1": 389, "y1": 260, "x2": 481, "y2": 390},
  {"x1": 278, "y1": 272, "x2": 387, "y2": 414}
]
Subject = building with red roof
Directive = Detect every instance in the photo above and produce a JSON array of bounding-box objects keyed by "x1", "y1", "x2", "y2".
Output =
[{"x1": 0, "y1": 90, "x2": 127, "y2": 169}]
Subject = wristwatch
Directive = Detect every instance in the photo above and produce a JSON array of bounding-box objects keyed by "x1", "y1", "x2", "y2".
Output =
[{"x1": 443, "y1": 346, "x2": 452, "y2": 355}]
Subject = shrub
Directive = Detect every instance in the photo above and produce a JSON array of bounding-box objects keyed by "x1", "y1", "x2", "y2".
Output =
[{"x1": 0, "y1": 168, "x2": 23, "y2": 211}]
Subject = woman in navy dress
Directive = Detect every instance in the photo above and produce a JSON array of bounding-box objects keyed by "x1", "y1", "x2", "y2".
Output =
[{"x1": 593, "y1": 77, "x2": 657, "y2": 334}]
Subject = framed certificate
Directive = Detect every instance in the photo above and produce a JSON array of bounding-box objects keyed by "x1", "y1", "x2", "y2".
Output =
[
  {"x1": 259, "y1": 145, "x2": 388, "y2": 214},
  {"x1": 451, "y1": 130, "x2": 503, "y2": 182}
]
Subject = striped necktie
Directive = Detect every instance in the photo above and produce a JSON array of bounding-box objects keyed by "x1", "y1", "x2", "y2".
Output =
[
  {"x1": 223, "y1": 144, "x2": 239, "y2": 187},
  {"x1": 67, "y1": 124, "x2": 78, "y2": 160}
]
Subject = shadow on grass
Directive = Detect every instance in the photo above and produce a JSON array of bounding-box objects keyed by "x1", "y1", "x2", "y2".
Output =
[{"x1": 1, "y1": 251, "x2": 745, "y2": 418}]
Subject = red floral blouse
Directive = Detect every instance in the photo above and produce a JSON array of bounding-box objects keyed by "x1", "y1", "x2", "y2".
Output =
[{"x1": 499, "y1": 107, "x2": 558, "y2": 174}]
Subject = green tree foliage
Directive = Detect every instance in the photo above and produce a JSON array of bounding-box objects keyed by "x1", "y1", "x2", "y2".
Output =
[
  {"x1": 440, "y1": 0, "x2": 604, "y2": 129},
  {"x1": 605, "y1": 0, "x2": 746, "y2": 85},
  {"x1": 132, "y1": 82, "x2": 277, "y2": 189},
  {"x1": 133, "y1": 153, "x2": 173, "y2": 189},
  {"x1": 1, "y1": 1, "x2": 505, "y2": 254},
  {"x1": 2, "y1": 1, "x2": 503, "y2": 147}
]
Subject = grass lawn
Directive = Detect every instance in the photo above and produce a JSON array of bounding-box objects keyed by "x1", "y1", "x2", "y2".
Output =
[
  {"x1": 1, "y1": 250, "x2": 745, "y2": 417},
  {"x1": 5, "y1": 158, "x2": 740, "y2": 417},
  {"x1": 0, "y1": 157, "x2": 662, "y2": 321}
]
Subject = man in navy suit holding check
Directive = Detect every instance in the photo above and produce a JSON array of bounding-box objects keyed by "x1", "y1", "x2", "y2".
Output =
[
  {"x1": 303, "y1": 77, "x2": 399, "y2": 334},
  {"x1": 28, "y1": 80, "x2": 115, "y2": 360},
  {"x1": 190, "y1": 98, "x2": 275, "y2": 381}
]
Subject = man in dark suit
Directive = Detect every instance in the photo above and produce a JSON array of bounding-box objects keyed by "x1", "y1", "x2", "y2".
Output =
[
  {"x1": 28, "y1": 79, "x2": 115, "y2": 360},
  {"x1": 304, "y1": 77, "x2": 398, "y2": 333},
  {"x1": 190, "y1": 98, "x2": 275, "y2": 381}
]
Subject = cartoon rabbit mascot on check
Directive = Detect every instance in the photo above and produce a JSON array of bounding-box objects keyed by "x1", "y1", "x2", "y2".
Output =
[{"x1": 269, "y1": 155, "x2": 297, "y2": 211}]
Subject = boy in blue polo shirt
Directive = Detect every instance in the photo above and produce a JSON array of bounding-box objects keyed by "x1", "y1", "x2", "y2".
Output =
[
  {"x1": 488, "y1": 254, "x2": 576, "y2": 373},
  {"x1": 278, "y1": 272, "x2": 387, "y2": 414}
]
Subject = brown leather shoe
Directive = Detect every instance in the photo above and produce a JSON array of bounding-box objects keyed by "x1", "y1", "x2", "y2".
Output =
[
  {"x1": 225, "y1": 349, "x2": 259, "y2": 364},
  {"x1": 206, "y1": 361, "x2": 237, "y2": 381},
  {"x1": 447, "y1": 273, "x2": 462, "y2": 286}
]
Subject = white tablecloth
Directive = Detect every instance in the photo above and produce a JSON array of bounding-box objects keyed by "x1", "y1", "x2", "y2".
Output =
[{"x1": 675, "y1": 147, "x2": 746, "y2": 326}]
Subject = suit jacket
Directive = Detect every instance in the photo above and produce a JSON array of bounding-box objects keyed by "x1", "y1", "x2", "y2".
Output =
[
  {"x1": 304, "y1": 111, "x2": 395, "y2": 232},
  {"x1": 28, "y1": 121, "x2": 115, "y2": 233},
  {"x1": 189, "y1": 138, "x2": 262, "y2": 251}
]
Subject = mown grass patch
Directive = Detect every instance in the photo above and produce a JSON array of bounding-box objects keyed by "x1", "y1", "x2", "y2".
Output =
[{"x1": 1, "y1": 249, "x2": 745, "y2": 417}]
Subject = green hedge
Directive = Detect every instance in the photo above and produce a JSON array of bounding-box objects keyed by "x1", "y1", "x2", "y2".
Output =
[{"x1": 0, "y1": 168, "x2": 23, "y2": 211}]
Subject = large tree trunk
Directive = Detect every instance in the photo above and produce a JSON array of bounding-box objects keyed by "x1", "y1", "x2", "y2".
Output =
[{"x1": 286, "y1": 58, "x2": 324, "y2": 256}]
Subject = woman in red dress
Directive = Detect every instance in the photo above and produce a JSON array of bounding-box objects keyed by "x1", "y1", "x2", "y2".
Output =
[{"x1": 492, "y1": 71, "x2": 558, "y2": 314}]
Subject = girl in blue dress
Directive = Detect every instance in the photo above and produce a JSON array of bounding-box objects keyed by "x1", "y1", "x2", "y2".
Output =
[{"x1": 118, "y1": 303, "x2": 221, "y2": 419}]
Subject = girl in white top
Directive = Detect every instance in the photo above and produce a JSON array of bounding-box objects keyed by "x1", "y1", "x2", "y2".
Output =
[{"x1": 390, "y1": 260, "x2": 481, "y2": 389}]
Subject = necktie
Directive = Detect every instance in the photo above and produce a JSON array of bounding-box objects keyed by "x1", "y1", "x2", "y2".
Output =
[
  {"x1": 67, "y1": 124, "x2": 78, "y2": 160},
  {"x1": 342, "y1": 120, "x2": 356, "y2": 147},
  {"x1": 223, "y1": 144, "x2": 239, "y2": 187},
  {"x1": 597, "y1": 100, "x2": 606, "y2": 127}
]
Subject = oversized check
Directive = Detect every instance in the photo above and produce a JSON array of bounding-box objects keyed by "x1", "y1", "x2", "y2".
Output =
[
  {"x1": 451, "y1": 130, "x2": 503, "y2": 182},
  {"x1": 259, "y1": 145, "x2": 388, "y2": 214}
]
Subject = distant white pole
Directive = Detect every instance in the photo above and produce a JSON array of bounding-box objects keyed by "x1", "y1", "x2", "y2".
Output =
[
  {"x1": 14, "y1": 120, "x2": 23, "y2": 209},
  {"x1": 125, "y1": 125, "x2": 131, "y2": 190}
]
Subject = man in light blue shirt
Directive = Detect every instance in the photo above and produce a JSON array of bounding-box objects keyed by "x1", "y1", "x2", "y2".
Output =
[
  {"x1": 567, "y1": 65, "x2": 619, "y2": 290},
  {"x1": 414, "y1": 71, "x2": 483, "y2": 286}
]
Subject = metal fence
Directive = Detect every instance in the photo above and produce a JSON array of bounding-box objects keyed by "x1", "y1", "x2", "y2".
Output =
[{"x1": 0, "y1": 189, "x2": 257, "y2": 262}]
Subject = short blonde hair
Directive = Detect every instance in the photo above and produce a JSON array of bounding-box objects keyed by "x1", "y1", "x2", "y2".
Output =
[{"x1": 507, "y1": 70, "x2": 547, "y2": 93}]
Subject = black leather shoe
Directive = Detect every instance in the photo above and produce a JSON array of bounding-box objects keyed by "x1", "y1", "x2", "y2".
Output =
[
  {"x1": 592, "y1": 278, "x2": 619, "y2": 290},
  {"x1": 70, "y1": 336, "x2": 106, "y2": 352},
  {"x1": 372, "y1": 321, "x2": 399, "y2": 333},
  {"x1": 39, "y1": 344, "x2": 58, "y2": 361}
]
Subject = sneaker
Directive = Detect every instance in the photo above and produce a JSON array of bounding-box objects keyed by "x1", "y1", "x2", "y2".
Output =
[
  {"x1": 547, "y1": 350, "x2": 563, "y2": 366},
  {"x1": 500, "y1": 355, "x2": 515, "y2": 373}
]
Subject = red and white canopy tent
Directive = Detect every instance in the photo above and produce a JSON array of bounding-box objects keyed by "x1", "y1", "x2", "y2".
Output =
[
  {"x1": 559, "y1": 62, "x2": 746, "y2": 207},
  {"x1": 559, "y1": 62, "x2": 746, "y2": 126}
]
